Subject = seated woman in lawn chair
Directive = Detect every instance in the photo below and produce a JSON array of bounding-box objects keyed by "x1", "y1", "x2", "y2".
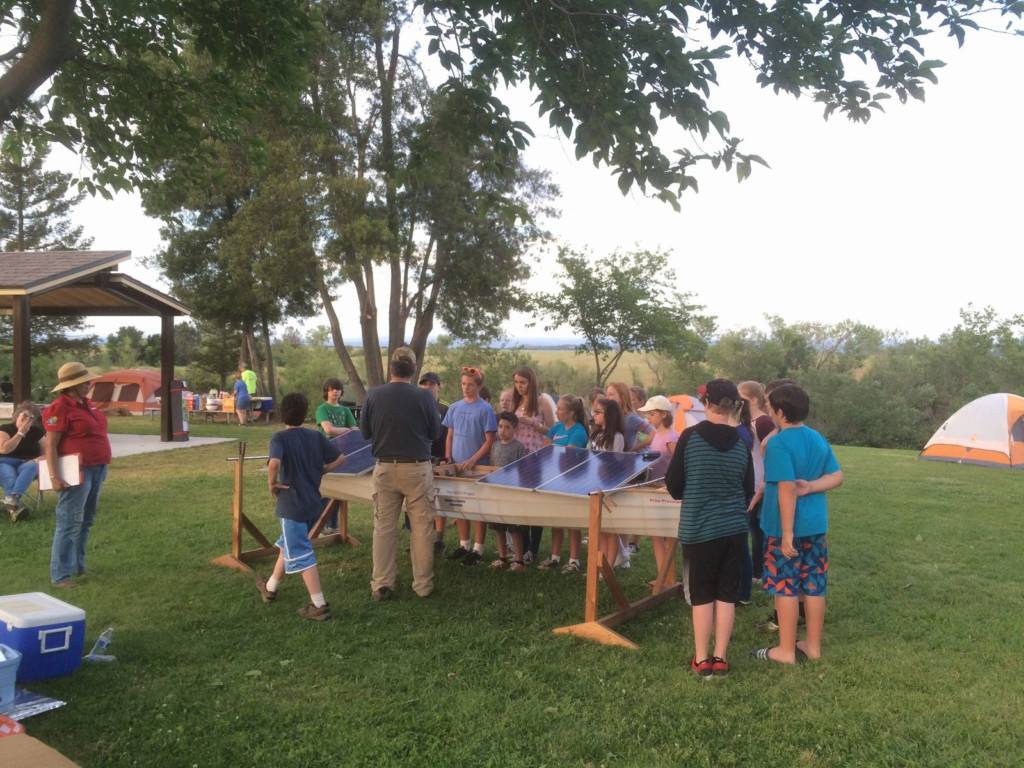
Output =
[{"x1": 0, "y1": 401, "x2": 47, "y2": 521}]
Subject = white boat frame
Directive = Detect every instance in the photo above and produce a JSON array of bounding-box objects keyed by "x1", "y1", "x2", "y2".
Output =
[{"x1": 319, "y1": 465, "x2": 686, "y2": 649}]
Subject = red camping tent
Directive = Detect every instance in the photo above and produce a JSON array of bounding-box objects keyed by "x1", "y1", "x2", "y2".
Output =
[{"x1": 87, "y1": 369, "x2": 162, "y2": 414}]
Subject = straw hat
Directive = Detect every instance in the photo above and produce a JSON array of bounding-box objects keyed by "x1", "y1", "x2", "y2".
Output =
[
  {"x1": 637, "y1": 394, "x2": 675, "y2": 413},
  {"x1": 52, "y1": 362, "x2": 100, "y2": 392}
]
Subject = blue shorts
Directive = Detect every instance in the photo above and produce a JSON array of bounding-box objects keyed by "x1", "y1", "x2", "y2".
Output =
[
  {"x1": 276, "y1": 518, "x2": 317, "y2": 574},
  {"x1": 763, "y1": 534, "x2": 828, "y2": 597}
]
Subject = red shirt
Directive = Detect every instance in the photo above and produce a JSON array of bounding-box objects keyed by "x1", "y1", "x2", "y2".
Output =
[{"x1": 43, "y1": 395, "x2": 111, "y2": 466}]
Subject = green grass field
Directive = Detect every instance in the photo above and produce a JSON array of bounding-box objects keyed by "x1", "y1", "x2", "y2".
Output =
[{"x1": 2, "y1": 418, "x2": 1021, "y2": 767}]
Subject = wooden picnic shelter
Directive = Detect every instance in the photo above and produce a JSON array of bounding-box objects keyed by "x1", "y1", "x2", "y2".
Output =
[{"x1": 0, "y1": 251, "x2": 190, "y2": 441}]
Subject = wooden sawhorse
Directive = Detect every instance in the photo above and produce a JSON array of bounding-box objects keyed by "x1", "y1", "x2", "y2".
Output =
[
  {"x1": 210, "y1": 441, "x2": 360, "y2": 573},
  {"x1": 553, "y1": 492, "x2": 683, "y2": 649}
]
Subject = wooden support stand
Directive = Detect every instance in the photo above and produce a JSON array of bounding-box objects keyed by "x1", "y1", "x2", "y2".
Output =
[
  {"x1": 553, "y1": 492, "x2": 684, "y2": 649},
  {"x1": 210, "y1": 441, "x2": 360, "y2": 573}
]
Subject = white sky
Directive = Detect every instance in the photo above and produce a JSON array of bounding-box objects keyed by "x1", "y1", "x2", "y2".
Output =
[{"x1": 63, "y1": 28, "x2": 1023, "y2": 343}]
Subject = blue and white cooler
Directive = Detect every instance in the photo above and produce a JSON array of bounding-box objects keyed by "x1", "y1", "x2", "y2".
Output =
[{"x1": 0, "y1": 593, "x2": 86, "y2": 682}]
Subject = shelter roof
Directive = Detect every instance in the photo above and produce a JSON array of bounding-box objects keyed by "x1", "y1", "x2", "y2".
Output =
[
  {"x1": 0, "y1": 251, "x2": 130, "y2": 293},
  {"x1": 0, "y1": 251, "x2": 189, "y2": 317}
]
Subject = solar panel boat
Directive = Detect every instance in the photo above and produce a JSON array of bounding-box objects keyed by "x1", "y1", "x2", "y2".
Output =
[{"x1": 320, "y1": 444, "x2": 681, "y2": 538}]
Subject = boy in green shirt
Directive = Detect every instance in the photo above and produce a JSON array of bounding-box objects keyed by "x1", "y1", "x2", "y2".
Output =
[{"x1": 315, "y1": 378, "x2": 356, "y2": 438}]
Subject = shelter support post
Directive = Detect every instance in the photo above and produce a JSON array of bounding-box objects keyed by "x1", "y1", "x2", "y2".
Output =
[
  {"x1": 160, "y1": 313, "x2": 174, "y2": 442},
  {"x1": 211, "y1": 442, "x2": 359, "y2": 573},
  {"x1": 552, "y1": 492, "x2": 684, "y2": 650},
  {"x1": 12, "y1": 296, "x2": 30, "y2": 403}
]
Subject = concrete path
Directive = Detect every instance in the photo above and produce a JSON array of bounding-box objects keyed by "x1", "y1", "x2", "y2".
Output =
[{"x1": 109, "y1": 433, "x2": 235, "y2": 459}]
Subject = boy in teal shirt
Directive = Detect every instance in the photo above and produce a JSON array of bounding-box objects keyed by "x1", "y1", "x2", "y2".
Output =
[{"x1": 753, "y1": 384, "x2": 843, "y2": 665}]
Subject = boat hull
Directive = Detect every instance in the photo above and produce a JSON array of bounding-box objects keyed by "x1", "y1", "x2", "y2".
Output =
[{"x1": 320, "y1": 472, "x2": 681, "y2": 538}]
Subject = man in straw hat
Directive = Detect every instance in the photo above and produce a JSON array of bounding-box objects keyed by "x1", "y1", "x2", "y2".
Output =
[
  {"x1": 359, "y1": 346, "x2": 441, "y2": 601},
  {"x1": 42, "y1": 361, "x2": 112, "y2": 587}
]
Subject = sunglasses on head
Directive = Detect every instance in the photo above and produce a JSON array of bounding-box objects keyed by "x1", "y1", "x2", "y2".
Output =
[{"x1": 461, "y1": 366, "x2": 481, "y2": 376}]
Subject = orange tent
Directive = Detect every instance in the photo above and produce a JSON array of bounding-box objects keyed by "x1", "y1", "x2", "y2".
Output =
[
  {"x1": 87, "y1": 368, "x2": 162, "y2": 414},
  {"x1": 920, "y1": 393, "x2": 1024, "y2": 469}
]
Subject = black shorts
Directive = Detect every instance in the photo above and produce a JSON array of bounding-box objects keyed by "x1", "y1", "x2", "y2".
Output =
[{"x1": 682, "y1": 533, "x2": 746, "y2": 606}]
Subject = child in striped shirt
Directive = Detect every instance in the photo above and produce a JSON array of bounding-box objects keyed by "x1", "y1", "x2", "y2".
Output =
[{"x1": 665, "y1": 379, "x2": 754, "y2": 678}]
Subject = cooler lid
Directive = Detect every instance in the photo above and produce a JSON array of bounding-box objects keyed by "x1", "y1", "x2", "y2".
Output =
[{"x1": 0, "y1": 593, "x2": 85, "y2": 628}]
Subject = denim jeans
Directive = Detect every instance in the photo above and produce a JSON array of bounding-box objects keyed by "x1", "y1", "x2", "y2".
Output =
[
  {"x1": 527, "y1": 526, "x2": 544, "y2": 558},
  {"x1": 0, "y1": 457, "x2": 38, "y2": 498},
  {"x1": 50, "y1": 464, "x2": 108, "y2": 584}
]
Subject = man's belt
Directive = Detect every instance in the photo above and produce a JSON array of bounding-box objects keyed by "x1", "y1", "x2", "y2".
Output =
[{"x1": 376, "y1": 457, "x2": 431, "y2": 464}]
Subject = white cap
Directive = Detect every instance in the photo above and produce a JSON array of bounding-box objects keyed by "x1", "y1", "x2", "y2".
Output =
[{"x1": 637, "y1": 395, "x2": 674, "y2": 413}]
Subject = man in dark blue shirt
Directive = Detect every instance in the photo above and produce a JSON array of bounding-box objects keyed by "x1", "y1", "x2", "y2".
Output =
[
  {"x1": 255, "y1": 392, "x2": 345, "y2": 620},
  {"x1": 361, "y1": 347, "x2": 441, "y2": 601}
]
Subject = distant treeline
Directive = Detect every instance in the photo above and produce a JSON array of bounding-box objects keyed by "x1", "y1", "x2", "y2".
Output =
[
  {"x1": 4, "y1": 307, "x2": 1020, "y2": 450},
  {"x1": 420, "y1": 308, "x2": 1024, "y2": 451}
]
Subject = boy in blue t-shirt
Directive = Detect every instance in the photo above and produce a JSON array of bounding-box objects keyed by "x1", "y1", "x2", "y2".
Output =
[
  {"x1": 442, "y1": 366, "x2": 497, "y2": 566},
  {"x1": 752, "y1": 384, "x2": 843, "y2": 664},
  {"x1": 254, "y1": 392, "x2": 346, "y2": 620}
]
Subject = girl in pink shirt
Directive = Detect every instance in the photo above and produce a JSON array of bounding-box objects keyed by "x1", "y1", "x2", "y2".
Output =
[{"x1": 637, "y1": 396, "x2": 680, "y2": 590}]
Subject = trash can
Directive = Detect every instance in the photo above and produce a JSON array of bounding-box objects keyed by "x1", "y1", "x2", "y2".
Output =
[{"x1": 168, "y1": 379, "x2": 189, "y2": 442}]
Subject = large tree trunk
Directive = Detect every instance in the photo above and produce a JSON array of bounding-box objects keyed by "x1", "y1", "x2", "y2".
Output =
[
  {"x1": 260, "y1": 316, "x2": 277, "y2": 408},
  {"x1": 317, "y1": 270, "x2": 367, "y2": 402},
  {"x1": 375, "y1": 24, "x2": 403, "y2": 361},
  {"x1": 352, "y1": 262, "x2": 385, "y2": 387},
  {"x1": 0, "y1": 0, "x2": 77, "y2": 126},
  {"x1": 408, "y1": 239, "x2": 448, "y2": 373},
  {"x1": 15, "y1": 155, "x2": 25, "y2": 249}
]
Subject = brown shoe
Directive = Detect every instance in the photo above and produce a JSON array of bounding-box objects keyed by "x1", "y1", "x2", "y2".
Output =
[
  {"x1": 52, "y1": 579, "x2": 76, "y2": 589},
  {"x1": 297, "y1": 603, "x2": 331, "y2": 621},
  {"x1": 254, "y1": 576, "x2": 277, "y2": 603},
  {"x1": 371, "y1": 586, "x2": 394, "y2": 602}
]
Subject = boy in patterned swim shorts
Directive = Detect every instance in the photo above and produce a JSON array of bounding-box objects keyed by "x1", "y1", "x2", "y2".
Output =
[{"x1": 752, "y1": 384, "x2": 843, "y2": 665}]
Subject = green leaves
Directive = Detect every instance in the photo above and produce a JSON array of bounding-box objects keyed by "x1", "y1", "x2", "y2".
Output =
[
  {"x1": 0, "y1": 1, "x2": 313, "y2": 192},
  {"x1": 418, "y1": 0, "x2": 1017, "y2": 204},
  {"x1": 533, "y1": 247, "x2": 713, "y2": 386}
]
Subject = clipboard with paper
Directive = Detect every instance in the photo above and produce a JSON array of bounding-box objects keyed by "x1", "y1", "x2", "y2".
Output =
[{"x1": 38, "y1": 454, "x2": 83, "y2": 490}]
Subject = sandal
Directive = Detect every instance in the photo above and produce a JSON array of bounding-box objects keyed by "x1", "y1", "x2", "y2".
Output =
[
  {"x1": 489, "y1": 557, "x2": 509, "y2": 570},
  {"x1": 537, "y1": 557, "x2": 561, "y2": 570},
  {"x1": 509, "y1": 559, "x2": 526, "y2": 573},
  {"x1": 560, "y1": 559, "x2": 581, "y2": 574},
  {"x1": 750, "y1": 647, "x2": 805, "y2": 665}
]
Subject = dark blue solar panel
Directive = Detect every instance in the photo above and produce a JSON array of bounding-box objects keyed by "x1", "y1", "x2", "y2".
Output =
[
  {"x1": 330, "y1": 430, "x2": 372, "y2": 455},
  {"x1": 477, "y1": 445, "x2": 591, "y2": 490},
  {"x1": 537, "y1": 450, "x2": 655, "y2": 495},
  {"x1": 329, "y1": 446, "x2": 375, "y2": 475},
  {"x1": 329, "y1": 431, "x2": 375, "y2": 475}
]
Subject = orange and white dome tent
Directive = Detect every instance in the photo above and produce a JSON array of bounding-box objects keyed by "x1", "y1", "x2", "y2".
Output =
[
  {"x1": 668, "y1": 394, "x2": 706, "y2": 433},
  {"x1": 920, "y1": 393, "x2": 1024, "y2": 469}
]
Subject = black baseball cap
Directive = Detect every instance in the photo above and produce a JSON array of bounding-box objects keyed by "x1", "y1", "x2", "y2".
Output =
[
  {"x1": 418, "y1": 372, "x2": 441, "y2": 385},
  {"x1": 704, "y1": 378, "x2": 740, "y2": 406}
]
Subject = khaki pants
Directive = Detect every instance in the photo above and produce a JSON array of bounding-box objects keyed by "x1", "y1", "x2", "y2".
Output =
[{"x1": 371, "y1": 461, "x2": 436, "y2": 597}]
